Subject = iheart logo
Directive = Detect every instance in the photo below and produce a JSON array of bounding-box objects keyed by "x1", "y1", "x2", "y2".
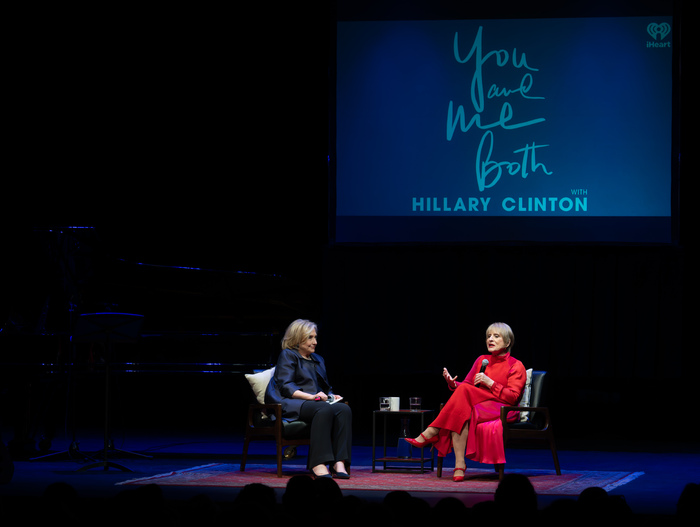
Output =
[{"x1": 647, "y1": 23, "x2": 671, "y2": 41}]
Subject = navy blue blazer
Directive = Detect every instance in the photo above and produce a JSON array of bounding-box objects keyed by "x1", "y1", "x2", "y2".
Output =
[{"x1": 265, "y1": 348, "x2": 334, "y2": 422}]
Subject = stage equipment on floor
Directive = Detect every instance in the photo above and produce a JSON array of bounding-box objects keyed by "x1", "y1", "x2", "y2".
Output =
[
  {"x1": 29, "y1": 313, "x2": 95, "y2": 465},
  {"x1": 73, "y1": 313, "x2": 151, "y2": 472}
]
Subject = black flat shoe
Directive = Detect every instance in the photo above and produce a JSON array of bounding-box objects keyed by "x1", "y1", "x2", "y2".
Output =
[
  {"x1": 310, "y1": 469, "x2": 332, "y2": 479},
  {"x1": 330, "y1": 467, "x2": 350, "y2": 479}
]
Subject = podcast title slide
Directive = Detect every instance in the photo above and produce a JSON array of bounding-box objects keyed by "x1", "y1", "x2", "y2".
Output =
[{"x1": 335, "y1": 17, "x2": 672, "y2": 242}]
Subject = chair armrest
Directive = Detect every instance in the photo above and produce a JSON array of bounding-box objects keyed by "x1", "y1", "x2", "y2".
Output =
[
  {"x1": 247, "y1": 403, "x2": 283, "y2": 426},
  {"x1": 247, "y1": 401, "x2": 349, "y2": 428},
  {"x1": 502, "y1": 405, "x2": 549, "y2": 413},
  {"x1": 500, "y1": 405, "x2": 551, "y2": 428}
]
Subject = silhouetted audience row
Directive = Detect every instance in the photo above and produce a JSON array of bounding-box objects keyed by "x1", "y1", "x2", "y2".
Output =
[{"x1": 1, "y1": 475, "x2": 697, "y2": 526}]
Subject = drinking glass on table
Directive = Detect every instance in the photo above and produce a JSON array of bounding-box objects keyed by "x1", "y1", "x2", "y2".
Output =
[{"x1": 409, "y1": 397, "x2": 421, "y2": 411}]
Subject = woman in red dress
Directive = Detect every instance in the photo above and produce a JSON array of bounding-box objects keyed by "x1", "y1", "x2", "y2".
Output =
[{"x1": 405, "y1": 322, "x2": 527, "y2": 481}]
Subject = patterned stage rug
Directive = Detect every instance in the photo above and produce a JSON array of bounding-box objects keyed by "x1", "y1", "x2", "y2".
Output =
[{"x1": 117, "y1": 464, "x2": 644, "y2": 496}]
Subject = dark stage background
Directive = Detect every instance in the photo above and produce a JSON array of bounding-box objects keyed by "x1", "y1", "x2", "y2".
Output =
[{"x1": 2, "y1": 1, "x2": 691, "y2": 455}]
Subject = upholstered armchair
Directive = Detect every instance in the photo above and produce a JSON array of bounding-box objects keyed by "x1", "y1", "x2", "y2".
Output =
[
  {"x1": 240, "y1": 367, "x2": 311, "y2": 477},
  {"x1": 437, "y1": 369, "x2": 561, "y2": 480}
]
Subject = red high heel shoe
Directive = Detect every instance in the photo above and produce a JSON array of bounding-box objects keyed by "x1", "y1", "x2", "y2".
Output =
[
  {"x1": 453, "y1": 466, "x2": 466, "y2": 482},
  {"x1": 404, "y1": 432, "x2": 439, "y2": 449}
]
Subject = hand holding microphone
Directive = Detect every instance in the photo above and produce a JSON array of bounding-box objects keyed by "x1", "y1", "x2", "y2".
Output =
[{"x1": 474, "y1": 359, "x2": 489, "y2": 388}]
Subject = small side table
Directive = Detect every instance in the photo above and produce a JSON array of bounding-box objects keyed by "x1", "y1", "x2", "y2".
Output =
[{"x1": 372, "y1": 409, "x2": 435, "y2": 473}]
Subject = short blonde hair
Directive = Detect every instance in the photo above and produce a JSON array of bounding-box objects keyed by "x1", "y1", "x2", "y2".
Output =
[
  {"x1": 486, "y1": 322, "x2": 514, "y2": 353},
  {"x1": 281, "y1": 319, "x2": 318, "y2": 350}
]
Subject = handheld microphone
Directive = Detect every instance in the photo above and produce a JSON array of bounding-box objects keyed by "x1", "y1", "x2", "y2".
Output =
[{"x1": 475, "y1": 359, "x2": 489, "y2": 388}]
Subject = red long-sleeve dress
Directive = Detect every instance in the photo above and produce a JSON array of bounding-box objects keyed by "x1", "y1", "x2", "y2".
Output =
[{"x1": 430, "y1": 352, "x2": 527, "y2": 465}]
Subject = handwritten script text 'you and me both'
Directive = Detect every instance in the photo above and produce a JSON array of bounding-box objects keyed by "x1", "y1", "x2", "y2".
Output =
[{"x1": 447, "y1": 26, "x2": 552, "y2": 193}]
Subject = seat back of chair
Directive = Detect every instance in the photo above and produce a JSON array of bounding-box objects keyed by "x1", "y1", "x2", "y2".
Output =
[
  {"x1": 529, "y1": 371, "x2": 546, "y2": 406},
  {"x1": 528, "y1": 370, "x2": 548, "y2": 427}
]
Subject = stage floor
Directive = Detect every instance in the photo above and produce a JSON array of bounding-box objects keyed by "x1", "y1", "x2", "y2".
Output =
[{"x1": 1, "y1": 424, "x2": 698, "y2": 519}]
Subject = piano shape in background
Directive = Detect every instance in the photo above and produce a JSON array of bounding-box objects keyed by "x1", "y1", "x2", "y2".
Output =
[{"x1": 1, "y1": 226, "x2": 312, "y2": 457}]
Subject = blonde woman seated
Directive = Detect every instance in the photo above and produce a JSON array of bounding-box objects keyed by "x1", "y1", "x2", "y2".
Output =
[
  {"x1": 405, "y1": 322, "x2": 526, "y2": 481},
  {"x1": 265, "y1": 319, "x2": 352, "y2": 479}
]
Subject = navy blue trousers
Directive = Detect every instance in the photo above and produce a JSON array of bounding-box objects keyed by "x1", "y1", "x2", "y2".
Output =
[{"x1": 299, "y1": 401, "x2": 352, "y2": 469}]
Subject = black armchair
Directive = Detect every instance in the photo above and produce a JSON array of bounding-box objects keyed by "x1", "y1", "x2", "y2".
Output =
[
  {"x1": 495, "y1": 370, "x2": 561, "y2": 479},
  {"x1": 437, "y1": 369, "x2": 561, "y2": 480},
  {"x1": 240, "y1": 401, "x2": 311, "y2": 477},
  {"x1": 240, "y1": 367, "x2": 311, "y2": 477}
]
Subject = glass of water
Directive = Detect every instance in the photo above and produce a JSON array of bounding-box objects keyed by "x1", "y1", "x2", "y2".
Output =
[{"x1": 409, "y1": 397, "x2": 422, "y2": 411}]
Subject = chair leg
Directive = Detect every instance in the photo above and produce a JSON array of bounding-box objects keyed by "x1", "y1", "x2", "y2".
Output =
[
  {"x1": 549, "y1": 436, "x2": 561, "y2": 475},
  {"x1": 276, "y1": 443, "x2": 284, "y2": 477},
  {"x1": 496, "y1": 463, "x2": 504, "y2": 480},
  {"x1": 437, "y1": 456, "x2": 443, "y2": 478},
  {"x1": 241, "y1": 436, "x2": 250, "y2": 472}
]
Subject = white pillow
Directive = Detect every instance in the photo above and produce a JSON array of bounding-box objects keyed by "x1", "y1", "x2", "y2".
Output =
[
  {"x1": 245, "y1": 367, "x2": 275, "y2": 404},
  {"x1": 519, "y1": 368, "x2": 533, "y2": 422}
]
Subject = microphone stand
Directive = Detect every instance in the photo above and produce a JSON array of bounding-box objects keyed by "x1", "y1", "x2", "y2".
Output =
[
  {"x1": 30, "y1": 302, "x2": 95, "y2": 464},
  {"x1": 72, "y1": 312, "x2": 151, "y2": 472}
]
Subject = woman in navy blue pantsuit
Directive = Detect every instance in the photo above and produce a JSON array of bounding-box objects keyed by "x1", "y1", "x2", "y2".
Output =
[{"x1": 265, "y1": 319, "x2": 352, "y2": 479}]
